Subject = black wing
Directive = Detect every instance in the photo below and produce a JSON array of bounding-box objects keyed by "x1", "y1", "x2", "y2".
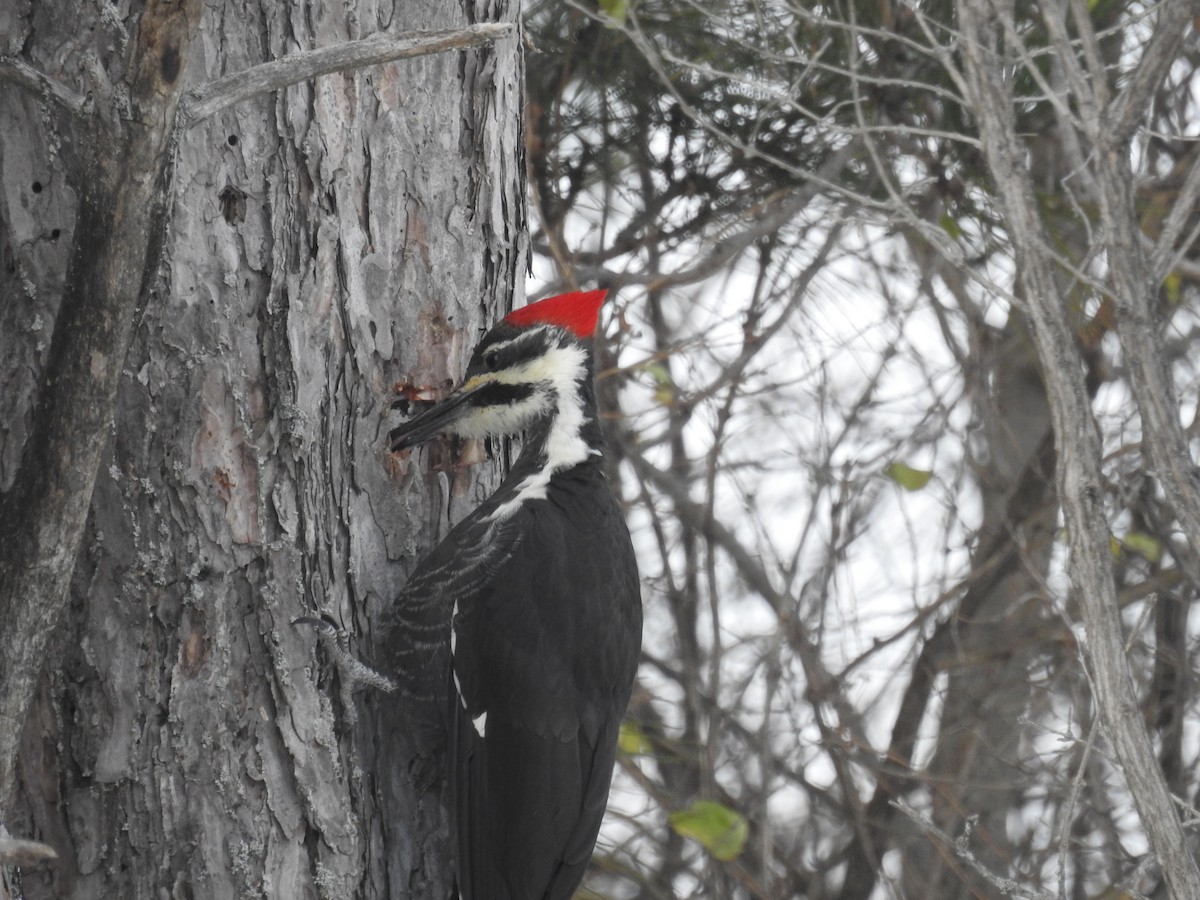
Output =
[
  {"x1": 376, "y1": 512, "x2": 525, "y2": 753},
  {"x1": 450, "y1": 475, "x2": 641, "y2": 900}
]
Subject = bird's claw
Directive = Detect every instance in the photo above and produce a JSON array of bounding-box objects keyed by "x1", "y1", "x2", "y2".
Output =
[{"x1": 293, "y1": 613, "x2": 399, "y2": 715}]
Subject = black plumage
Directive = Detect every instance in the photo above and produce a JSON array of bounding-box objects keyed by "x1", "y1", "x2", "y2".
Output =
[{"x1": 381, "y1": 292, "x2": 642, "y2": 900}]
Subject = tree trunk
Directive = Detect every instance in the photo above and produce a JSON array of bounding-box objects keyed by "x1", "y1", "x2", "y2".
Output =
[
  {"x1": 955, "y1": 0, "x2": 1200, "y2": 894},
  {"x1": 1, "y1": 0, "x2": 524, "y2": 896},
  {"x1": 903, "y1": 323, "x2": 1058, "y2": 898}
]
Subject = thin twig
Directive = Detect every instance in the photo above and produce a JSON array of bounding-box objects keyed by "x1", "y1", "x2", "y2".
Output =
[
  {"x1": 1150, "y1": 149, "x2": 1200, "y2": 280},
  {"x1": 179, "y1": 24, "x2": 514, "y2": 126},
  {"x1": 893, "y1": 799, "x2": 1057, "y2": 900},
  {"x1": 1057, "y1": 712, "x2": 1099, "y2": 899}
]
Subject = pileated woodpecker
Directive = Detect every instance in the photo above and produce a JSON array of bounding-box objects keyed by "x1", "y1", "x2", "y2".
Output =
[{"x1": 383, "y1": 289, "x2": 642, "y2": 900}]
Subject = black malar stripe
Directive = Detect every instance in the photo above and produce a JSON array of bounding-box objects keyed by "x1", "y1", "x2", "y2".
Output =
[{"x1": 468, "y1": 381, "x2": 536, "y2": 407}]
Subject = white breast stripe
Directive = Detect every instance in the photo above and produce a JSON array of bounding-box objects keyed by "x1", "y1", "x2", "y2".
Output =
[
  {"x1": 489, "y1": 471, "x2": 550, "y2": 521},
  {"x1": 453, "y1": 665, "x2": 465, "y2": 701},
  {"x1": 472, "y1": 711, "x2": 488, "y2": 737},
  {"x1": 538, "y1": 344, "x2": 592, "y2": 471}
]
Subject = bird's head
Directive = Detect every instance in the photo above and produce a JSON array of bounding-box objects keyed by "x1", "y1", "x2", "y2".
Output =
[{"x1": 389, "y1": 290, "x2": 608, "y2": 453}]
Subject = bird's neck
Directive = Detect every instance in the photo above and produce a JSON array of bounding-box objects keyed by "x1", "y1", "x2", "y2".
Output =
[
  {"x1": 516, "y1": 377, "x2": 604, "y2": 476},
  {"x1": 485, "y1": 378, "x2": 604, "y2": 522}
]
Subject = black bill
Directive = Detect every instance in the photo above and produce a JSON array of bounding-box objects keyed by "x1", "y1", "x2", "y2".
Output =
[{"x1": 388, "y1": 384, "x2": 480, "y2": 452}]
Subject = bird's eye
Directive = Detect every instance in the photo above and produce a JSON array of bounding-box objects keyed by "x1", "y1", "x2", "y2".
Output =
[{"x1": 484, "y1": 351, "x2": 500, "y2": 371}]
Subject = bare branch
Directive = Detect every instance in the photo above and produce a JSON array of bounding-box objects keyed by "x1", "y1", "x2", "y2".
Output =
[
  {"x1": 1150, "y1": 148, "x2": 1200, "y2": 280},
  {"x1": 894, "y1": 800, "x2": 1058, "y2": 900},
  {"x1": 0, "y1": 837, "x2": 58, "y2": 867},
  {"x1": 956, "y1": 0, "x2": 1200, "y2": 895},
  {"x1": 1, "y1": 24, "x2": 516, "y2": 131},
  {"x1": 0, "y1": 55, "x2": 88, "y2": 117},
  {"x1": 1090, "y1": 68, "x2": 1200, "y2": 587},
  {"x1": 179, "y1": 24, "x2": 514, "y2": 126},
  {"x1": 1105, "y1": 0, "x2": 1195, "y2": 143}
]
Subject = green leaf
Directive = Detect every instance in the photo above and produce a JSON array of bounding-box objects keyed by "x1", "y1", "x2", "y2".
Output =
[
  {"x1": 1164, "y1": 271, "x2": 1182, "y2": 306},
  {"x1": 884, "y1": 462, "x2": 933, "y2": 492},
  {"x1": 1120, "y1": 531, "x2": 1162, "y2": 563},
  {"x1": 644, "y1": 362, "x2": 675, "y2": 406},
  {"x1": 618, "y1": 720, "x2": 651, "y2": 756},
  {"x1": 645, "y1": 362, "x2": 672, "y2": 386},
  {"x1": 939, "y1": 212, "x2": 962, "y2": 240},
  {"x1": 599, "y1": 0, "x2": 628, "y2": 26},
  {"x1": 669, "y1": 800, "x2": 749, "y2": 861}
]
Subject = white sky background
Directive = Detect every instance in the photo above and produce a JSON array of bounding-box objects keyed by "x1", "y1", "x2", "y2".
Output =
[
  {"x1": 521, "y1": 5, "x2": 1200, "y2": 894},
  {"x1": 528, "y1": 163, "x2": 1200, "y2": 900},
  {"x1": 531, "y1": 202, "x2": 997, "y2": 894}
]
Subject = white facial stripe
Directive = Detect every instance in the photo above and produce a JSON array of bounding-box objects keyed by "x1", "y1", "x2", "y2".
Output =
[
  {"x1": 452, "y1": 344, "x2": 592, "y2": 457},
  {"x1": 485, "y1": 343, "x2": 595, "y2": 522},
  {"x1": 476, "y1": 326, "x2": 551, "y2": 360},
  {"x1": 459, "y1": 342, "x2": 576, "y2": 393}
]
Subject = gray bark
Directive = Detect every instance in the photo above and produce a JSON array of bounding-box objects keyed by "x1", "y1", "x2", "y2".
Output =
[
  {"x1": 0, "y1": 0, "x2": 205, "y2": 814},
  {"x1": 1, "y1": 0, "x2": 524, "y2": 896}
]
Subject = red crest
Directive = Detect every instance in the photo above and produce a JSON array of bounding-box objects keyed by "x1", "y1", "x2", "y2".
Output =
[{"x1": 503, "y1": 290, "x2": 608, "y2": 338}]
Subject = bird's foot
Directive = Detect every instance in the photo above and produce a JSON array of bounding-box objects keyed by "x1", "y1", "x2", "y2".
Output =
[{"x1": 293, "y1": 614, "x2": 397, "y2": 725}]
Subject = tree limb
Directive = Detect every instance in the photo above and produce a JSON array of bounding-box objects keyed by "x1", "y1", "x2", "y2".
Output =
[
  {"x1": 0, "y1": 56, "x2": 88, "y2": 118},
  {"x1": 1092, "y1": 135, "x2": 1200, "y2": 589},
  {"x1": 1104, "y1": 0, "x2": 1194, "y2": 144},
  {"x1": 0, "y1": 24, "x2": 516, "y2": 130},
  {"x1": 956, "y1": 0, "x2": 1200, "y2": 895},
  {"x1": 1149, "y1": 148, "x2": 1200, "y2": 280},
  {"x1": 179, "y1": 24, "x2": 514, "y2": 126},
  {"x1": 893, "y1": 800, "x2": 1057, "y2": 900}
]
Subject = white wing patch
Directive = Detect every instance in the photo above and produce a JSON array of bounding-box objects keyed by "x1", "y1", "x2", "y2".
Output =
[{"x1": 452, "y1": 664, "x2": 486, "y2": 737}]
